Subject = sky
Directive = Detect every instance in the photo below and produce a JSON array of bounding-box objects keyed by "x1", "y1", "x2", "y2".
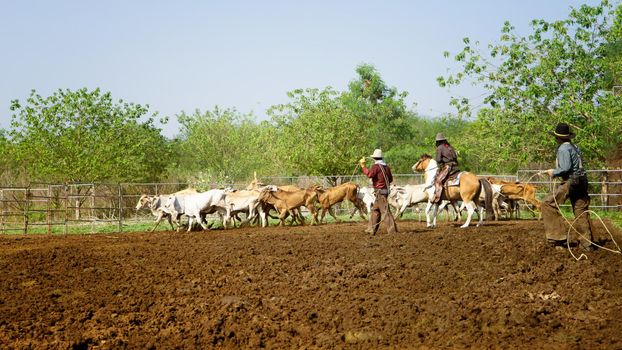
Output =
[{"x1": 0, "y1": 0, "x2": 603, "y2": 138}]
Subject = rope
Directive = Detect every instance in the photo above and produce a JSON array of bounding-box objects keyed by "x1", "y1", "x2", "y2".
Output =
[
  {"x1": 349, "y1": 163, "x2": 361, "y2": 183},
  {"x1": 548, "y1": 178, "x2": 622, "y2": 261}
]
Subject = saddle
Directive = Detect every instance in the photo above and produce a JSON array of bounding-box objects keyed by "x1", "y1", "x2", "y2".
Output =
[{"x1": 445, "y1": 171, "x2": 462, "y2": 187}]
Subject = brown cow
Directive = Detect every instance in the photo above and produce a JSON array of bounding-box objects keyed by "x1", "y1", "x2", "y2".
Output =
[
  {"x1": 258, "y1": 187, "x2": 319, "y2": 226},
  {"x1": 486, "y1": 177, "x2": 541, "y2": 218},
  {"x1": 312, "y1": 182, "x2": 366, "y2": 223}
]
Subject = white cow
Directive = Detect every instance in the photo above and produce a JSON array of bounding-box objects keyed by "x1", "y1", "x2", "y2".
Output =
[
  {"x1": 221, "y1": 189, "x2": 266, "y2": 229},
  {"x1": 389, "y1": 184, "x2": 460, "y2": 220},
  {"x1": 135, "y1": 194, "x2": 176, "y2": 232},
  {"x1": 349, "y1": 187, "x2": 375, "y2": 219},
  {"x1": 134, "y1": 188, "x2": 199, "y2": 232},
  {"x1": 164, "y1": 189, "x2": 227, "y2": 232}
]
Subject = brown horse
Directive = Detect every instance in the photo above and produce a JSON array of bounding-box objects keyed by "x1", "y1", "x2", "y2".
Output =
[{"x1": 412, "y1": 154, "x2": 493, "y2": 228}]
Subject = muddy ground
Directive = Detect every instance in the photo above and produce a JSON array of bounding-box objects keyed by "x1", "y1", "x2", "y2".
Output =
[{"x1": 1, "y1": 219, "x2": 621, "y2": 349}]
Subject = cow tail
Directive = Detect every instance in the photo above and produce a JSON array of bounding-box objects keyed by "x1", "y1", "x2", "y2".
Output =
[{"x1": 480, "y1": 178, "x2": 495, "y2": 221}]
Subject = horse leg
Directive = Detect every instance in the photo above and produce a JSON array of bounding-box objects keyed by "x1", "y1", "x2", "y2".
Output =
[
  {"x1": 430, "y1": 202, "x2": 439, "y2": 228},
  {"x1": 438, "y1": 200, "x2": 449, "y2": 222},
  {"x1": 460, "y1": 201, "x2": 476, "y2": 228},
  {"x1": 425, "y1": 201, "x2": 434, "y2": 228},
  {"x1": 476, "y1": 203, "x2": 485, "y2": 227},
  {"x1": 452, "y1": 203, "x2": 461, "y2": 222}
]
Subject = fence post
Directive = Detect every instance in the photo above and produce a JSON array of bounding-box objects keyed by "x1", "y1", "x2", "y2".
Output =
[
  {"x1": 64, "y1": 184, "x2": 68, "y2": 235},
  {"x1": 0, "y1": 189, "x2": 4, "y2": 233},
  {"x1": 24, "y1": 187, "x2": 30, "y2": 234},
  {"x1": 47, "y1": 184, "x2": 51, "y2": 235},
  {"x1": 118, "y1": 184, "x2": 123, "y2": 233},
  {"x1": 602, "y1": 171, "x2": 609, "y2": 212},
  {"x1": 91, "y1": 183, "x2": 95, "y2": 233}
]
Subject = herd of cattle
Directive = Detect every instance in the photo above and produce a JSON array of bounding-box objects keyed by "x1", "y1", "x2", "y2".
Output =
[{"x1": 134, "y1": 175, "x2": 542, "y2": 232}]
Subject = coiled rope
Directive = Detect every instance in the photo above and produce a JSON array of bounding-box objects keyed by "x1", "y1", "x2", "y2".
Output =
[
  {"x1": 549, "y1": 178, "x2": 622, "y2": 261},
  {"x1": 524, "y1": 171, "x2": 620, "y2": 260}
]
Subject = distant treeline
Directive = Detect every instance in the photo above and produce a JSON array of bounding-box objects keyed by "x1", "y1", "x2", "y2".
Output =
[{"x1": 1, "y1": 1, "x2": 620, "y2": 186}]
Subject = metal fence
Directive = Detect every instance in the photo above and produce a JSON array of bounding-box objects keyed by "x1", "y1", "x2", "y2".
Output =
[
  {"x1": 517, "y1": 169, "x2": 622, "y2": 210},
  {"x1": 1, "y1": 169, "x2": 620, "y2": 234}
]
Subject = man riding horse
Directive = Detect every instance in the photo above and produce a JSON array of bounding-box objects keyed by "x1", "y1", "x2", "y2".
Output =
[{"x1": 432, "y1": 133, "x2": 459, "y2": 204}]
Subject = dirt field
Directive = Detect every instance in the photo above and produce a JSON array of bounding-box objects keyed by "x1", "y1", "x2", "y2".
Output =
[{"x1": 1, "y1": 219, "x2": 621, "y2": 349}]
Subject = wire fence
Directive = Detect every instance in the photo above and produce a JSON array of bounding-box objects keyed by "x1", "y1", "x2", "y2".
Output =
[{"x1": 0, "y1": 169, "x2": 620, "y2": 234}]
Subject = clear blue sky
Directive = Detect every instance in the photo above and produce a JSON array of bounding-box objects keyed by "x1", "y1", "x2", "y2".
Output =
[{"x1": 0, "y1": 0, "x2": 602, "y2": 137}]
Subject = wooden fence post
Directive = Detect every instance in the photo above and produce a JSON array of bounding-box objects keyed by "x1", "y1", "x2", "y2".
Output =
[
  {"x1": 118, "y1": 184, "x2": 123, "y2": 233},
  {"x1": 47, "y1": 184, "x2": 51, "y2": 235},
  {"x1": 602, "y1": 171, "x2": 609, "y2": 212},
  {"x1": 24, "y1": 187, "x2": 30, "y2": 235}
]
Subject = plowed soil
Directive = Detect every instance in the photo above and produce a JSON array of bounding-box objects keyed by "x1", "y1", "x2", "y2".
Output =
[{"x1": 1, "y1": 220, "x2": 621, "y2": 349}]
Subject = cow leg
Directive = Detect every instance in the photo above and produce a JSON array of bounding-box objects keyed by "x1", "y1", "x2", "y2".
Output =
[
  {"x1": 328, "y1": 206, "x2": 340, "y2": 222},
  {"x1": 296, "y1": 209, "x2": 306, "y2": 226},
  {"x1": 278, "y1": 210, "x2": 289, "y2": 226},
  {"x1": 320, "y1": 207, "x2": 328, "y2": 223},
  {"x1": 164, "y1": 213, "x2": 176, "y2": 231},
  {"x1": 349, "y1": 206, "x2": 359, "y2": 219},
  {"x1": 398, "y1": 197, "x2": 410, "y2": 219},
  {"x1": 353, "y1": 200, "x2": 367, "y2": 220},
  {"x1": 309, "y1": 207, "x2": 319, "y2": 225},
  {"x1": 241, "y1": 207, "x2": 255, "y2": 227},
  {"x1": 224, "y1": 208, "x2": 241, "y2": 229},
  {"x1": 151, "y1": 211, "x2": 164, "y2": 232},
  {"x1": 186, "y1": 216, "x2": 195, "y2": 232}
]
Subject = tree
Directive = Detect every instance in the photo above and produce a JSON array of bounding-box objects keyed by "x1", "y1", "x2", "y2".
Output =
[
  {"x1": 268, "y1": 87, "x2": 369, "y2": 183},
  {"x1": 438, "y1": 0, "x2": 622, "y2": 170},
  {"x1": 343, "y1": 63, "x2": 415, "y2": 152},
  {"x1": 8, "y1": 88, "x2": 170, "y2": 183},
  {"x1": 175, "y1": 107, "x2": 276, "y2": 184}
]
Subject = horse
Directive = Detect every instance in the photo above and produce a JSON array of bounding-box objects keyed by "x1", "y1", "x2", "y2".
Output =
[{"x1": 412, "y1": 154, "x2": 494, "y2": 228}]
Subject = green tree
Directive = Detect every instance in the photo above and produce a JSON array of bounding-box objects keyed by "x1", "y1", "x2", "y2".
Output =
[
  {"x1": 8, "y1": 88, "x2": 170, "y2": 183},
  {"x1": 175, "y1": 107, "x2": 275, "y2": 184},
  {"x1": 0, "y1": 130, "x2": 27, "y2": 185},
  {"x1": 269, "y1": 87, "x2": 368, "y2": 183},
  {"x1": 343, "y1": 63, "x2": 415, "y2": 152},
  {"x1": 438, "y1": 0, "x2": 622, "y2": 171}
]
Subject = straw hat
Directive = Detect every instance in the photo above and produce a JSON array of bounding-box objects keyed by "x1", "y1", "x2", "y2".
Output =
[
  {"x1": 370, "y1": 149, "x2": 383, "y2": 159},
  {"x1": 435, "y1": 133, "x2": 447, "y2": 142}
]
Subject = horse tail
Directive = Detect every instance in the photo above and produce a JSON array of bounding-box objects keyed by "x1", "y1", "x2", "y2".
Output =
[{"x1": 479, "y1": 178, "x2": 495, "y2": 221}]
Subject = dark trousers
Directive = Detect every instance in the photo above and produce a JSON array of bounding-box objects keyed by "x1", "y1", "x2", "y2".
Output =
[
  {"x1": 433, "y1": 164, "x2": 452, "y2": 203},
  {"x1": 541, "y1": 178, "x2": 593, "y2": 248},
  {"x1": 367, "y1": 192, "x2": 397, "y2": 234}
]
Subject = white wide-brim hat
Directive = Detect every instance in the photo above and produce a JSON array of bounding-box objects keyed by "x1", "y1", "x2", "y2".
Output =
[{"x1": 370, "y1": 149, "x2": 383, "y2": 159}]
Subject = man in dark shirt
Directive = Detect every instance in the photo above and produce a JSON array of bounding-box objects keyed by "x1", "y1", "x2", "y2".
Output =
[
  {"x1": 359, "y1": 149, "x2": 397, "y2": 234},
  {"x1": 432, "y1": 133, "x2": 459, "y2": 203},
  {"x1": 542, "y1": 123, "x2": 594, "y2": 251}
]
